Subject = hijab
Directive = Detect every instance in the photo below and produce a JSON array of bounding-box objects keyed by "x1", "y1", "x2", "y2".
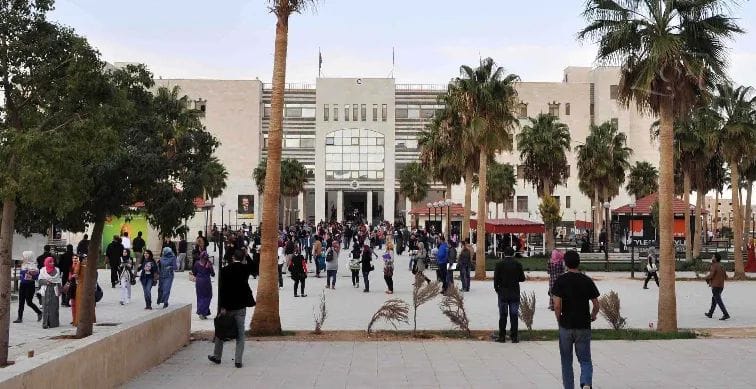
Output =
[
  {"x1": 22, "y1": 251, "x2": 35, "y2": 265},
  {"x1": 44, "y1": 256, "x2": 56, "y2": 274},
  {"x1": 199, "y1": 251, "x2": 209, "y2": 267},
  {"x1": 162, "y1": 246, "x2": 175, "y2": 258},
  {"x1": 550, "y1": 249, "x2": 564, "y2": 264}
]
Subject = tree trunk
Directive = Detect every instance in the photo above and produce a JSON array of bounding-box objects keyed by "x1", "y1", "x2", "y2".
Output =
[
  {"x1": 76, "y1": 215, "x2": 105, "y2": 338},
  {"x1": 743, "y1": 181, "x2": 752, "y2": 248},
  {"x1": 683, "y1": 170, "x2": 692, "y2": 261},
  {"x1": 593, "y1": 186, "x2": 601, "y2": 245},
  {"x1": 713, "y1": 191, "x2": 719, "y2": 232},
  {"x1": 462, "y1": 169, "x2": 473, "y2": 241},
  {"x1": 249, "y1": 11, "x2": 289, "y2": 335},
  {"x1": 731, "y1": 161, "x2": 745, "y2": 279},
  {"x1": 474, "y1": 150, "x2": 487, "y2": 280},
  {"x1": 602, "y1": 186, "x2": 611, "y2": 250},
  {"x1": 656, "y1": 98, "x2": 678, "y2": 332},
  {"x1": 0, "y1": 198, "x2": 17, "y2": 366},
  {"x1": 693, "y1": 188, "x2": 703, "y2": 258},
  {"x1": 542, "y1": 186, "x2": 555, "y2": 253}
]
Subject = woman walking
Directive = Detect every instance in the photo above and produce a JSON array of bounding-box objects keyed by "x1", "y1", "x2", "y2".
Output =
[
  {"x1": 361, "y1": 245, "x2": 374, "y2": 293},
  {"x1": 192, "y1": 251, "x2": 215, "y2": 318},
  {"x1": 414, "y1": 242, "x2": 431, "y2": 285},
  {"x1": 38, "y1": 257, "x2": 62, "y2": 329},
  {"x1": 349, "y1": 243, "x2": 361, "y2": 288},
  {"x1": 158, "y1": 247, "x2": 176, "y2": 308},
  {"x1": 138, "y1": 250, "x2": 158, "y2": 309},
  {"x1": 547, "y1": 249, "x2": 564, "y2": 310},
  {"x1": 118, "y1": 249, "x2": 134, "y2": 305},
  {"x1": 68, "y1": 255, "x2": 80, "y2": 325},
  {"x1": 288, "y1": 245, "x2": 308, "y2": 297},
  {"x1": 14, "y1": 251, "x2": 42, "y2": 323},
  {"x1": 383, "y1": 242, "x2": 395, "y2": 294}
]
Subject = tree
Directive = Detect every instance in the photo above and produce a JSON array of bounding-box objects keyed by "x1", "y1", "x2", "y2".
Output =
[
  {"x1": 0, "y1": 1, "x2": 114, "y2": 364},
  {"x1": 516, "y1": 113, "x2": 571, "y2": 251},
  {"x1": 714, "y1": 83, "x2": 756, "y2": 279},
  {"x1": 579, "y1": 0, "x2": 743, "y2": 331},
  {"x1": 280, "y1": 158, "x2": 308, "y2": 225},
  {"x1": 398, "y1": 162, "x2": 430, "y2": 227},
  {"x1": 626, "y1": 162, "x2": 659, "y2": 199},
  {"x1": 485, "y1": 161, "x2": 516, "y2": 219},
  {"x1": 539, "y1": 195, "x2": 562, "y2": 251},
  {"x1": 250, "y1": 0, "x2": 317, "y2": 336},
  {"x1": 448, "y1": 58, "x2": 519, "y2": 280}
]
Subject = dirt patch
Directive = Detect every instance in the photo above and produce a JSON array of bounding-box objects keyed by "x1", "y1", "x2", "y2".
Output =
[
  {"x1": 700, "y1": 327, "x2": 756, "y2": 339},
  {"x1": 49, "y1": 334, "x2": 79, "y2": 340}
]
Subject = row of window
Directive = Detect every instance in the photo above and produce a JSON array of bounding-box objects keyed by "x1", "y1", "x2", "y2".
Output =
[
  {"x1": 263, "y1": 103, "x2": 317, "y2": 119},
  {"x1": 517, "y1": 102, "x2": 571, "y2": 119},
  {"x1": 515, "y1": 165, "x2": 571, "y2": 179},
  {"x1": 395, "y1": 104, "x2": 444, "y2": 120},
  {"x1": 323, "y1": 104, "x2": 388, "y2": 122},
  {"x1": 506, "y1": 195, "x2": 572, "y2": 213}
]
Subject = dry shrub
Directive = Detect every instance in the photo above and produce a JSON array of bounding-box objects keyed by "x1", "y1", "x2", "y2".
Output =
[
  {"x1": 519, "y1": 291, "x2": 536, "y2": 331},
  {"x1": 412, "y1": 271, "x2": 441, "y2": 335},
  {"x1": 313, "y1": 291, "x2": 327, "y2": 334},
  {"x1": 439, "y1": 284, "x2": 471, "y2": 337},
  {"x1": 598, "y1": 290, "x2": 627, "y2": 330},
  {"x1": 367, "y1": 298, "x2": 410, "y2": 334}
]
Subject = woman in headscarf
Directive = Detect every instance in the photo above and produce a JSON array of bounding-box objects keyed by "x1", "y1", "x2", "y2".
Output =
[
  {"x1": 14, "y1": 251, "x2": 42, "y2": 323},
  {"x1": 547, "y1": 249, "x2": 565, "y2": 310},
  {"x1": 158, "y1": 246, "x2": 176, "y2": 308},
  {"x1": 361, "y1": 245, "x2": 374, "y2": 293},
  {"x1": 38, "y1": 257, "x2": 62, "y2": 329},
  {"x1": 192, "y1": 251, "x2": 215, "y2": 318},
  {"x1": 68, "y1": 254, "x2": 81, "y2": 325},
  {"x1": 414, "y1": 242, "x2": 431, "y2": 285},
  {"x1": 118, "y1": 248, "x2": 134, "y2": 305},
  {"x1": 137, "y1": 250, "x2": 158, "y2": 309},
  {"x1": 288, "y1": 244, "x2": 307, "y2": 297},
  {"x1": 383, "y1": 241, "x2": 395, "y2": 294}
]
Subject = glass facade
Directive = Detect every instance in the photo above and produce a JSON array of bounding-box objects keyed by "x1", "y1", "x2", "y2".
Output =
[{"x1": 325, "y1": 129, "x2": 385, "y2": 180}]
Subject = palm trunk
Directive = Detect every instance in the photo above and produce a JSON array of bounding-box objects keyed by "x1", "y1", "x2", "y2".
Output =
[
  {"x1": 249, "y1": 10, "x2": 289, "y2": 335},
  {"x1": 713, "y1": 191, "x2": 719, "y2": 232},
  {"x1": 602, "y1": 186, "x2": 611, "y2": 250},
  {"x1": 693, "y1": 187, "x2": 703, "y2": 258},
  {"x1": 462, "y1": 169, "x2": 473, "y2": 241},
  {"x1": 76, "y1": 215, "x2": 105, "y2": 338},
  {"x1": 474, "y1": 150, "x2": 487, "y2": 280},
  {"x1": 593, "y1": 186, "x2": 601, "y2": 245},
  {"x1": 683, "y1": 170, "x2": 692, "y2": 261},
  {"x1": 731, "y1": 161, "x2": 745, "y2": 279},
  {"x1": 657, "y1": 98, "x2": 678, "y2": 332},
  {"x1": 0, "y1": 198, "x2": 17, "y2": 366},
  {"x1": 743, "y1": 181, "x2": 752, "y2": 248},
  {"x1": 543, "y1": 186, "x2": 555, "y2": 252}
]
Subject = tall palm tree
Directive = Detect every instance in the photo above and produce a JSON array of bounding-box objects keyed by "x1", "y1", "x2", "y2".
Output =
[
  {"x1": 250, "y1": 0, "x2": 317, "y2": 336},
  {"x1": 516, "y1": 113, "x2": 571, "y2": 251},
  {"x1": 449, "y1": 58, "x2": 519, "y2": 280},
  {"x1": 626, "y1": 161, "x2": 658, "y2": 199},
  {"x1": 398, "y1": 162, "x2": 430, "y2": 227},
  {"x1": 579, "y1": 0, "x2": 743, "y2": 331},
  {"x1": 485, "y1": 161, "x2": 516, "y2": 219},
  {"x1": 281, "y1": 159, "x2": 308, "y2": 225},
  {"x1": 714, "y1": 83, "x2": 756, "y2": 279},
  {"x1": 418, "y1": 107, "x2": 464, "y2": 204}
]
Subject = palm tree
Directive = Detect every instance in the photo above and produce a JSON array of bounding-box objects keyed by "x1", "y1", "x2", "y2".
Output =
[
  {"x1": 253, "y1": 158, "x2": 308, "y2": 225},
  {"x1": 715, "y1": 83, "x2": 756, "y2": 279},
  {"x1": 516, "y1": 113, "x2": 571, "y2": 251},
  {"x1": 418, "y1": 107, "x2": 464, "y2": 203},
  {"x1": 199, "y1": 157, "x2": 228, "y2": 234},
  {"x1": 449, "y1": 58, "x2": 519, "y2": 280},
  {"x1": 579, "y1": 0, "x2": 743, "y2": 331},
  {"x1": 742, "y1": 161, "x2": 756, "y2": 243},
  {"x1": 626, "y1": 161, "x2": 658, "y2": 199},
  {"x1": 398, "y1": 162, "x2": 430, "y2": 228},
  {"x1": 485, "y1": 161, "x2": 516, "y2": 219},
  {"x1": 250, "y1": 0, "x2": 317, "y2": 336}
]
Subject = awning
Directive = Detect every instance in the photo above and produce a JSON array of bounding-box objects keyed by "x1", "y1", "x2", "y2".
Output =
[
  {"x1": 613, "y1": 192, "x2": 704, "y2": 216},
  {"x1": 575, "y1": 220, "x2": 593, "y2": 229},
  {"x1": 470, "y1": 218, "x2": 545, "y2": 234}
]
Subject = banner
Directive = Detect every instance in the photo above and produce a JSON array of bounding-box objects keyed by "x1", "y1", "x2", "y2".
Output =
[
  {"x1": 101, "y1": 214, "x2": 149, "y2": 254},
  {"x1": 630, "y1": 219, "x2": 644, "y2": 237},
  {"x1": 238, "y1": 195, "x2": 255, "y2": 219}
]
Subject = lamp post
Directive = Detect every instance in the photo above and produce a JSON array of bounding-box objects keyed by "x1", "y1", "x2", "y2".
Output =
[
  {"x1": 218, "y1": 201, "x2": 226, "y2": 313},
  {"x1": 426, "y1": 202, "x2": 432, "y2": 232},
  {"x1": 591, "y1": 205, "x2": 596, "y2": 248},
  {"x1": 629, "y1": 202, "x2": 636, "y2": 278},
  {"x1": 445, "y1": 199, "x2": 452, "y2": 241},
  {"x1": 603, "y1": 201, "x2": 611, "y2": 271}
]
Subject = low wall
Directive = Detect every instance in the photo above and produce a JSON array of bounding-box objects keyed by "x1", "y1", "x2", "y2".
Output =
[{"x1": 0, "y1": 304, "x2": 191, "y2": 389}]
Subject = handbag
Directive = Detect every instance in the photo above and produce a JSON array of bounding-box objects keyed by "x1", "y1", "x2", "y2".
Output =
[
  {"x1": 95, "y1": 283, "x2": 103, "y2": 302},
  {"x1": 214, "y1": 313, "x2": 238, "y2": 341}
]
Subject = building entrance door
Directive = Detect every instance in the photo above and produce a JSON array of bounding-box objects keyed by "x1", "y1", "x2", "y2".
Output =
[{"x1": 343, "y1": 191, "x2": 366, "y2": 224}]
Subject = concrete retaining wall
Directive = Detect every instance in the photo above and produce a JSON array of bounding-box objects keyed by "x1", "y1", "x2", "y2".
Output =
[{"x1": 0, "y1": 304, "x2": 191, "y2": 389}]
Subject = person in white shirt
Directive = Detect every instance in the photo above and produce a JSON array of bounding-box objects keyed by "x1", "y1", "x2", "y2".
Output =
[{"x1": 121, "y1": 231, "x2": 132, "y2": 250}]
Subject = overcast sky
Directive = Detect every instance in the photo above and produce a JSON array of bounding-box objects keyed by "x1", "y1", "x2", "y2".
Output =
[{"x1": 51, "y1": 0, "x2": 756, "y2": 86}]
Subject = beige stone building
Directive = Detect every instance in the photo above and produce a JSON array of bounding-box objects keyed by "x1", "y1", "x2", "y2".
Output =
[{"x1": 704, "y1": 196, "x2": 756, "y2": 232}]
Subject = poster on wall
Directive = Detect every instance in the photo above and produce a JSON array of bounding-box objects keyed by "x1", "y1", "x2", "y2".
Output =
[
  {"x1": 630, "y1": 219, "x2": 644, "y2": 237},
  {"x1": 101, "y1": 214, "x2": 149, "y2": 254},
  {"x1": 238, "y1": 195, "x2": 255, "y2": 219}
]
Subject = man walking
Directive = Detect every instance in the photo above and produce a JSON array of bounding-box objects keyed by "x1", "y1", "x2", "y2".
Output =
[
  {"x1": 493, "y1": 247, "x2": 525, "y2": 343},
  {"x1": 133, "y1": 231, "x2": 146, "y2": 267},
  {"x1": 106, "y1": 235, "x2": 124, "y2": 288},
  {"x1": 436, "y1": 236, "x2": 449, "y2": 293},
  {"x1": 325, "y1": 241, "x2": 341, "y2": 289},
  {"x1": 551, "y1": 250, "x2": 600, "y2": 389},
  {"x1": 458, "y1": 239, "x2": 472, "y2": 292},
  {"x1": 704, "y1": 253, "x2": 730, "y2": 320}
]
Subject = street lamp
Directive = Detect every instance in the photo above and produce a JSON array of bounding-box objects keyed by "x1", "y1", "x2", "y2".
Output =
[
  {"x1": 426, "y1": 202, "x2": 432, "y2": 231},
  {"x1": 445, "y1": 199, "x2": 452, "y2": 241},
  {"x1": 218, "y1": 201, "x2": 226, "y2": 313},
  {"x1": 603, "y1": 201, "x2": 611, "y2": 271},
  {"x1": 629, "y1": 202, "x2": 636, "y2": 278},
  {"x1": 591, "y1": 205, "x2": 596, "y2": 248}
]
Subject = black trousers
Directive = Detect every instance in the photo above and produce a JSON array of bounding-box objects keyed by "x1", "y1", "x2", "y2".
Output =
[
  {"x1": 384, "y1": 275, "x2": 393, "y2": 292},
  {"x1": 294, "y1": 278, "x2": 305, "y2": 295},
  {"x1": 110, "y1": 260, "x2": 119, "y2": 287},
  {"x1": 351, "y1": 269, "x2": 360, "y2": 285},
  {"x1": 644, "y1": 272, "x2": 659, "y2": 288},
  {"x1": 18, "y1": 283, "x2": 41, "y2": 319},
  {"x1": 277, "y1": 264, "x2": 284, "y2": 287}
]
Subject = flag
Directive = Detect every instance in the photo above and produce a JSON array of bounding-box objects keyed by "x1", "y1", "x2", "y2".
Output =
[
  {"x1": 392, "y1": 47, "x2": 395, "y2": 67},
  {"x1": 318, "y1": 49, "x2": 322, "y2": 77}
]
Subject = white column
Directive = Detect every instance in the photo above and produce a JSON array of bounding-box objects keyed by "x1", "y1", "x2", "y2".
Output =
[
  {"x1": 367, "y1": 191, "x2": 373, "y2": 226},
  {"x1": 315, "y1": 187, "x2": 325, "y2": 224},
  {"x1": 336, "y1": 190, "x2": 344, "y2": 223},
  {"x1": 405, "y1": 197, "x2": 413, "y2": 227},
  {"x1": 298, "y1": 192, "x2": 305, "y2": 222}
]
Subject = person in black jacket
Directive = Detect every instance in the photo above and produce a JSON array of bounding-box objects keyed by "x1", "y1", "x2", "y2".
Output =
[
  {"x1": 76, "y1": 234, "x2": 90, "y2": 256},
  {"x1": 493, "y1": 247, "x2": 525, "y2": 343},
  {"x1": 208, "y1": 249, "x2": 255, "y2": 369},
  {"x1": 106, "y1": 236, "x2": 124, "y2": 288},
  {"x1": 58, "y1": 245, "x2": 74, "y2": 307}
]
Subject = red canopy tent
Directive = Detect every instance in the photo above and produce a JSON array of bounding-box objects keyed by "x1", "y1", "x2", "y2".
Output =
[
  {"x1": 575, "y1": 220, "x2": 593, "y2": 230},
  {"x1": 470, "y1": 218, "x2": 545, "y2": 234}
]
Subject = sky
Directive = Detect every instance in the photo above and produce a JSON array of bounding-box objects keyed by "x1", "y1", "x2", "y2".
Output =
[{"x1": 50, "y1": 0, "x2": 756, "y2": 86}]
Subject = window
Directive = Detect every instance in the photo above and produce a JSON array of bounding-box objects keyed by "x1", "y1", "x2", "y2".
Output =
[
  {"x1": 518, "y1": 103, "x2": 528, "y2": 119},
  {"x1": 353, "y1": 104, "x2": 358, "y2": 121},
  {"x1": 548, "y1": 102, "x2": 560, "y2": 117},
  {"x1": 283, "y1": 134, "x2": 316, "y2": 148},
  {"x1": 564, "y1": 164, "x2": 571, "y2": 178},
  {"x1": 323, "y1": 104, "x2": 329, "y2": 121},
  {"x1": 333, "y1": 104, "x2": 339, "y2": 121},
  {"x1": 263, "y1": 104, "x2": 271, "y2": 118},
  {"x1": 420, "y1": 108, "x2": 436, "y2": 119},
  {"x1": 589, "y1": 103, "x2": 595, "y2": 116},
  {"x1": 395, "y1": 107, "x2": 408, "y2": 119},
  {"x1": 344, "y1": 105, "x2": 350, "y2": 121},
  {"x1": 325, "y1": 137, "x2": 334, "y2": 145},
  {"x1": 516, "y1": 165, "x2": 525, "y2": 178},
  {"x1": 285, "y1": 107, "x2": 302, "y2": 118},
  {"x1": 361, "y1": 104, "x2": 366, "y2": 121},
  {"x1": 565, "y1": 196, "x2": 571, "y2": 209},
  {"x1": 516, "y1": 196, "x2": 528, "y2": 213},
  {"x1": 611, "y1": 118, "x2": 619, "y2": 129},
  {"x1": 324, "y1": 129, "x2": 385, "y2": 180},
  {"x1": 381, "y1": 104, "x2": 388, "y2": 121},
  {"x1": 504, "y1": 197, "x2": 514, "y2": 212},
  {"x1": 565, "y1": 103, "x2": 571, "y2": 116},
  {"x1": 263, "y1": 134, "x2": 268, "y2": 149},
  {"x1": 554, "y1": 196, "x2": 560, "y2": 208},
  {"x1": 610, "y1": 85, "x2": 619, "y2": 100},
  {"x1": 373, "y1": 104, "x2": 378, "y2": 121},
  {"x1": 395, "y1": 136, "x2": 418, "y2": 150}
]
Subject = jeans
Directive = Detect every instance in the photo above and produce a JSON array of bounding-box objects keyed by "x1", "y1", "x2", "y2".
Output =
[
  {"x1": 326, "y1": 270, "x2": 337, "y2": 287},
  {"x1": 708, "y1": 287, "x2": 729, "y2": 316},
  {"x1": 409, "y1": 256, "x2": 415, "y2": 271},
  {"x1": 17, "y1": 282, "x2": 42, "y2": 319},
  {"x1": 213, "y1": 308, "x2": 247, "y2": 364},
  {"x1": 362, "y1": 271, "x2": 370, "y2": 291},
  {"x1": 436, "y1": 266, "x2": 448, "y2": 292},
  {"x1": 558, "y1": 327, "x2": 593, "y2": 389},
  {"x1": 459, "y1": 264, "x2": 471, "y2": 291},
  {"x1": 294, "y1": 278, "x2": 306, "y2": 296},
  {"x1": 497, "y1": 295, "x2": 519, "y2": 339},
  {"x1": 141, "y1": 278, "x2": 154, "y2": 308},
  {"x1": 351, "y1": 269, "x2": 360, "y2": 286},
  {"x1": 277, "y1": 264, "x2": 284, "y2": 288},
  {"x1": 177, "y1": 253, "x2": 187, "y2": 271}
]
